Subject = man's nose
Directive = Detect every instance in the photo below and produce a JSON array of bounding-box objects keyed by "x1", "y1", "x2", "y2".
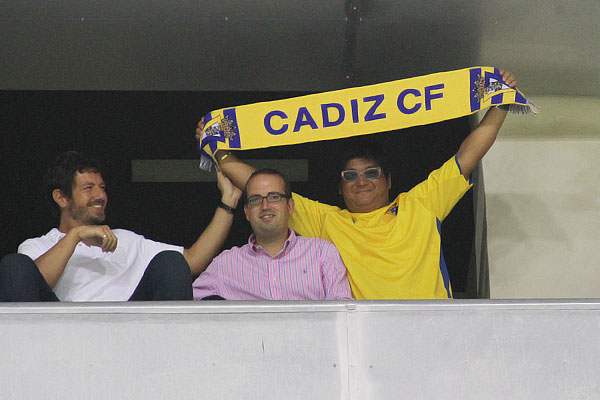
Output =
[
  {"x1": 93, "y1": 186, "x2": 107, "y2": 200},
  {"x1": 260, "y1": 198, "x2": 270, "y2": 209},
  {"x1": 356, "y1": 174, "x2": 369, "y2": 185}
]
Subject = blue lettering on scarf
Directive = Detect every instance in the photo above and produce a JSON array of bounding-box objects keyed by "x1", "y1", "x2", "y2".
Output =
[
  {"x1": 397, "y1": 88, "x2": 422, "y2": 114},
  {"x1": 264, "y1": 110, "x2": 288, "y2": 135},
  {"x1": 321, "y1": 103, "x2": 346, "y2": 128},
  {"x1": 425, "y1": 84, "x2": 444, "y2": 110},
  {"x1": 264, "y1": 92, "x2": 406, "y2": 136},
  {"x1": 364, "y1": 94, "x2": 386, "y2": 121},
  {"x1": 350, "y1": 99, "x2": 359, "y2": 123},
  {"x1": 398, "y1": 83, "x2": 445, "y2": 114},
  {"x1": 293, "y1": 107, "x2": 319, "y2": 132}
]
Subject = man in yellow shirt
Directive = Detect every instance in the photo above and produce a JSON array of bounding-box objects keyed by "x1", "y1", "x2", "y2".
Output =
[{"x1": 200, "y1": 70, "x2": 517, "y2": 299}]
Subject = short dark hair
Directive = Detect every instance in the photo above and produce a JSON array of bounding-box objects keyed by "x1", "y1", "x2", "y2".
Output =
[
  {"x1": 43, "y1": 151, "x2": 102, "y2": 214},
  {"x1": 244, "y1": 168, "x2": 291, "y2": 203},
  {"x1": 338, "y1": 139, "x2": 391, "y2": 182}
]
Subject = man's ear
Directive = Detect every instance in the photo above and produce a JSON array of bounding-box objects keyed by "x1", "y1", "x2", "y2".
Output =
[
  {"x1": 387, "y1": 173, "x2": 392, "y2": 189},
  {"x1": 52, "y1": 189, "x2": 69, "y2": 209},
  {"x1": 243, "y1": 204, "x2": 250, "y2": 222},
  {"x1": 287, "y1": 197, "x2": 295, "y2": 215}
]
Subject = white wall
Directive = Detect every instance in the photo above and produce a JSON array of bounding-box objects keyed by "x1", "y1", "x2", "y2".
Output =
[
  {"x1": 483, "y1": 96, "x2": 600, "y2": 298},
  {"x1": 2, "y1": 301, "x2": 600, "y2": 400}
]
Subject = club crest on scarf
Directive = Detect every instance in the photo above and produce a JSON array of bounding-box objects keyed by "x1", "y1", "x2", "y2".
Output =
[
  {"x1": 472, "y1": 73, "x2": 513, "y2": 102},
  {"x1": 198, "y1": 110, "x2": 242, "y2": 171},
  {"x1": 205, "y1": 115, "x2": 238, "y2": 141},
  {"x1": 469, "y1": 67, "x2": 536, "y2": 114}
]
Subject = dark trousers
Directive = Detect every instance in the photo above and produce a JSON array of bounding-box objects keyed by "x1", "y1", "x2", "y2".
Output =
[
  {"x1": 0, "y1": 253, "x2": 59, "y2": 302},
  {"x1": 0, "y1": 251, "x2": 192, "y2": 302},
  {"x1": 128, "y1": 250, "x2": 192, "y2": 301}
]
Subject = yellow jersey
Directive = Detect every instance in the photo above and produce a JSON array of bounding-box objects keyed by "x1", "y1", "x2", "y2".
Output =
[{"x1": 289, "y1": 156, "x2": 472, "y2": 299}]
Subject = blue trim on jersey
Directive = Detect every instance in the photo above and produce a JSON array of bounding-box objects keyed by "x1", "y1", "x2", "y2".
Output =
[
  {"x1": 437, "y1": 218, "x2": 452, "y2": 299},
  {"x1": 454, "y1": 155, "x2": 463, "y2": 175},
  {"x1": 454, "y1": 155, "x2": 472, "y2": 184}
]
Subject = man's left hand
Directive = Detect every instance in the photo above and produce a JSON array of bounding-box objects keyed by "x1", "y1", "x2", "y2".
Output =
[{"x1": 499, "y1": 69, "x2": 518, "y2": 88}]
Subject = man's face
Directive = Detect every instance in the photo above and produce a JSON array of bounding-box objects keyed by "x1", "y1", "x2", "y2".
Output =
[
  {"x1": 340, "y1": 157, "x2": 391, "y2": 213},
  {"x1": 62, "y1": 171, "x2": 108, "y2": 226},
  {"x1": 244, "y1": 174, "x2": 294, "y2": 241}
]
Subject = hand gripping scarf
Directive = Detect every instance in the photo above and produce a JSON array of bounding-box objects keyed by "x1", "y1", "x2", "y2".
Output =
[{"x1": 197, "y1": 66, "x2": 537, "y2": 170}]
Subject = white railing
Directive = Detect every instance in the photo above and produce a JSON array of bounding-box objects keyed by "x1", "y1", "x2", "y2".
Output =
[{"x1": 2, "y1": 300, "x2": 599, "y2": 400}]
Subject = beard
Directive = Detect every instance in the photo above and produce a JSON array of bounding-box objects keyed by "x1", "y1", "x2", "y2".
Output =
[{"x1": 68, "y1": 201, "x2": 106, "y2": 225}]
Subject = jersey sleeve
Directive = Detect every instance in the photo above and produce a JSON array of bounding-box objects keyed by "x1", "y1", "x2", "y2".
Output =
[
  {"x1": 405, "y1": 156, "x2": 473, "y2": 221},
  {"x1": 18, "y1": 238, "x2": 50, "y2": 261},
  {"x1": 289, "y1": 192, "x2": 340, "y2": 238}
]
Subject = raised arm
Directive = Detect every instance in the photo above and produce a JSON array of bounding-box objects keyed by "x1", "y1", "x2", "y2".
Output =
[
  {"x1": 456, "y1": 69, "x2": 517, "y2": 179},
  {"x1": 183, "y1": 171, "x2": 242, "y2": 278},
  {"x1": 196, "y1": 118, "x2": 255, "y2": 190}
]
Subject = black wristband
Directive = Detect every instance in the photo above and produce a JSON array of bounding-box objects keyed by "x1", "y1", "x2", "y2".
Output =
[{"x1": 218, "y1": 201, "x2": 236, "y2": 214}]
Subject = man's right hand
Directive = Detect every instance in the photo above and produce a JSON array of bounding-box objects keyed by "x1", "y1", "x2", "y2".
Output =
[{"x1": 75, "y1": 225, "x2": 118, "y2": 252}]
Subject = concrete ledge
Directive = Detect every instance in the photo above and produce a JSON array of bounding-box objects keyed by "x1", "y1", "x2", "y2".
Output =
[{"x1": 2, "y1": 300, "x2": 599, "y2": 399}]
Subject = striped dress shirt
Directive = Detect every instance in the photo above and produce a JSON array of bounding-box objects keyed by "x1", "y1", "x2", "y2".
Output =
[{"x1": 193, "y1": 229, "x2": 352, "y2": 300}]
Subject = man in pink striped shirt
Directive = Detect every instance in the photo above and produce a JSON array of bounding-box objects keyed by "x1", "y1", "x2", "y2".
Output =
[{"x1": 193, "y1": 169, "x2": 352, "y2": 300}]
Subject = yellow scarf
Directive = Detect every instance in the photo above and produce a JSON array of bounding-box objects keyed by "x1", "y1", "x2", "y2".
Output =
[{"x1": 199, "y1": 66, "x2": 536, "y2": 170}]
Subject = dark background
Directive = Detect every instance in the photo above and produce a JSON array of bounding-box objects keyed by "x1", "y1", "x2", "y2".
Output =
[{"x1": 0, "y1": 90, "x2": 474, "y2": 294}]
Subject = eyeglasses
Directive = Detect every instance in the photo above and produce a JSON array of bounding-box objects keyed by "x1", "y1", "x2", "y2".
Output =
[
  {"x1": 340, "y1": 166, "x2": 382, "y2": 182},
  {"x1": 246, "y1": 192, "x2": 290, "y2": 206}
]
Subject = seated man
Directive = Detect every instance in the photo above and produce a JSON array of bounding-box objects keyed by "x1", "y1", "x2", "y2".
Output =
[
  {"x1": 0, "y1": 150, "x2": 241, "y2": 302},
  {"x1": 193, "y1": 168, "x2": 352, "y2": 300}
]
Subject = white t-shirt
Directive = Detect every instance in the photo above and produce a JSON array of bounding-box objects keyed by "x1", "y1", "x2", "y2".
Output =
[{"x1": 18, "y1": 228, "x2": 183, "y2": 301}]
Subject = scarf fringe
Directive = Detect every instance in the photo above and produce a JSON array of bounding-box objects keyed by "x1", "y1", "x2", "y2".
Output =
[
  {"x1": 510, "y1": 100, "x2": 539, "y2": 115},
  {"x1": 199, "y1": 157, "x2": 216, "y2": 172}
]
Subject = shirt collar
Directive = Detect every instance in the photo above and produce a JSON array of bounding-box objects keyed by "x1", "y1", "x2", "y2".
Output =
[{"x1": 248, "y1": 229, "x2": 297, "y2": 257}]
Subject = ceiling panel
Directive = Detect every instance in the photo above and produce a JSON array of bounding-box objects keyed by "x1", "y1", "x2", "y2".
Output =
[{"x1": 0, "y1": 0, "x2": 597, "y2": 95}]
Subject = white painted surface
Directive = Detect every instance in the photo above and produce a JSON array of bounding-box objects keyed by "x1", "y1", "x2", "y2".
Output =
[
  {"x1": 2, "y1": 303, "x2": 349, "y2": 400},
  {"x1": 2, "y1": 301, "x2": 599, "y2": 400},
  {"x1": 483, "y1": 96, "x2": 600, "y2": 298}
]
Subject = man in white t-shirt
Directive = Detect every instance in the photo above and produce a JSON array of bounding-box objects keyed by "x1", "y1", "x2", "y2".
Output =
[{"x1": 0, "y1": 151, "x2": 241, "y2": 302}]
